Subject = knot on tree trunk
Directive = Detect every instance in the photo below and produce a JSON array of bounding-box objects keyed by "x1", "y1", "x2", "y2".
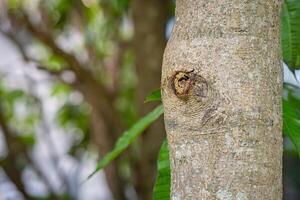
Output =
[
  {"x1": 169, "y1": 69, "x2": 215, "y2": 116},
  {"x1": 163, "y1": 69, "x2": 230, "y2": 134}
]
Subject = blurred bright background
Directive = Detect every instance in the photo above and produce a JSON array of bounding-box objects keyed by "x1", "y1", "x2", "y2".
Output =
[{"x1": 0, "y1": 0, "x2": 299, "y2": 200}]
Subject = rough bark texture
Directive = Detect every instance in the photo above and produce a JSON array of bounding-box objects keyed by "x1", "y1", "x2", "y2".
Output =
[
  {"x1": 132, "y1": 0, "x2": 170, "y2": 199},
  {"x1": 161, "y1": 0, "x2": 283, "y2": 199}
]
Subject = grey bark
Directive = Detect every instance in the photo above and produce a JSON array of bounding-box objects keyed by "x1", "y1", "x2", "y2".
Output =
[{"x1": 161, "y1": 0, "x2": 283, "y2": 199}]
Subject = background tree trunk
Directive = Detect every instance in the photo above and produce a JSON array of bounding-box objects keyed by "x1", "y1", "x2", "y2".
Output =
[
  {"x1": 131, "y1": 0, "x2": 170, "y2": 199},
  {"x1": 161, "y1": 0, "x2": 283, "y2": 199}
]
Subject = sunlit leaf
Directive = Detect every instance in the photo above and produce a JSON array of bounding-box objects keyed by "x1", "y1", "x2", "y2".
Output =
[
  {"x1": 153, "y1": 139, "x2": 170, "y2": 200},
  {"x1": 87, "y1": 104, "x2": 163, "y2": 179},
  {"x1": 51, "y1": 83, "x2": 71, "y2": 96},
  {"x1": 44, "y1": 55, "x2": 66, "y2": 71},
  {"x1": 7, "y1": 0, "x2": 22, "y2": 9}
]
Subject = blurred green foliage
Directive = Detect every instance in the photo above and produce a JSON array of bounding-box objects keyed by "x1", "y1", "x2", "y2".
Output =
[
  {"x1": 282, "y1": 0, "x2": 300, "y2": 71},
  {"x1": 0, "y1": 82, "x2": 39, "y2": 148}
]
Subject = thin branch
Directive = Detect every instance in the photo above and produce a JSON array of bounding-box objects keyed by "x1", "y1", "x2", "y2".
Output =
[
  {"x1": 22, "y1": 70, "x2": 74, "y2": 197},
  {"x1": 14, "y1": 12, "x2": 115, "y2": 105},
  {"x1": 0, "y1": 107, "x2": 31, "y2": 199},
  {"x1": 0, "y1": 26, "x2": 65, "y2": 79},
  {"x1": 0, "y1": 97, "x2": 61, "y2": 199},
  {"x1": 0, "y1": 28, "x2": 29, "y2": 62}
]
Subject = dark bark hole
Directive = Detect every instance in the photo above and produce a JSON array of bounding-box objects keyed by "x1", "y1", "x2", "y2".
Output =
[
  {"x1": 178, "y1": 75, "x2": 190, "y2": 82},
  {"x1": 171, "y1": 71, "x2": 195, "y2": 100},
  {"x1": 171, "y1": 69, "x2": 210, "y2": 103}
]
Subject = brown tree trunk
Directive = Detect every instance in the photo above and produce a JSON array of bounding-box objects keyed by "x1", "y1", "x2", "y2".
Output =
[
  {"x1": 161, "y1": 0, "x2": 283, "y2": 199},
  {"x1": 90, "y1": 109, "x2": 126, "y2": 200},
  {"x1": 131, "y1": 0, "x2": 170, "y2": 199},
  {"x1": 0, "y1": 110, "x2": 31, "y2": 200},
  {"x1": 77, "y1": 81, "x2": 126, "y2": 200}
]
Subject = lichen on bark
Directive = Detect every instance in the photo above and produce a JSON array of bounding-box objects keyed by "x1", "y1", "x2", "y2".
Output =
[{"x1": 161, "y1": 0, "x2": 283, "y2": 199}]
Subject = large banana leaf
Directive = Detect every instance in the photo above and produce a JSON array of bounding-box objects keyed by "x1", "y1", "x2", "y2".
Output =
[
  {"x1": 153, "y1": 140, "x2": 171, "y2": 200},
  {"x1": 283, "y1": 84, "x2": 300, "y2": 155},
  {"x1": 282, "y1": 0, "x2": 300, "y2": 70}
]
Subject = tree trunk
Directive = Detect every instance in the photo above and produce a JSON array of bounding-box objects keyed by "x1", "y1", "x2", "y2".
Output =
[
  {"x1": 77, "y1": 81, "x2": 126, "y2": 200},
  {"x1": 90, "y1": 109, "x2": 126, "y2": 200},
  {"x1": 131, "y1": 0, "x2": 170, "y2": 199},
  {"x1": 161, "y1": 0, "x2": 283, "y2": 199}
]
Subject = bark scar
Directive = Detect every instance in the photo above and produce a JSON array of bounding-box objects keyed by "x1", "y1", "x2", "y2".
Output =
[
  {"x1": 171, "y1": 69, "x2": 210, "y2": 104},
  {"x1": 171, "y1": 69, "x2": 195, "y2": 100},
  {"x1": 171, "y1": 69, "x2": 196, "y2": 100}
]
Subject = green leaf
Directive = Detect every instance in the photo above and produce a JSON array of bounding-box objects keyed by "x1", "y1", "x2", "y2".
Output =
[
  {"x1": 87, "y1": 104, "x2": 164, "y2": 179},
  {"x1": 44, "y1": 55, "x2": 66, "y2": 71},
  {"x1": 18, "y1": 134, "x2": 36, "y2": 146},
  {"x1": 153, "y1": 139, "x2": 171, "y2": 200},
  {"x1": 281, "y1": 0, "x2": 300, "y2": 70},
  {"x1": 7, "y1": 0, "x2": 22, "y2": 9},
  {"x1": 144, "y1": 89, "x2": 161, "y2": 103},
  {"x1": 51, "y1": 83, "x2": 70, "y2": 96},
  {"x1": 100, "y1": 0, "x2": 129, "y2": 16},
  {"x1": 283, "y1": 84, "x2": 300, "y2": 155},
  {"x1": 57, "y1": 103, "x2": 90, "y2": 133}
]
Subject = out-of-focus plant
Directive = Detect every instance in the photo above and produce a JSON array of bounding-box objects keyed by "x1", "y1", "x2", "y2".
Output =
[
  {"x1": 282, "y1": 0, "x2": 300, "y2": 154},
  {"x1": 0, "y1": 0, "x2": 172, "y2": 199}
]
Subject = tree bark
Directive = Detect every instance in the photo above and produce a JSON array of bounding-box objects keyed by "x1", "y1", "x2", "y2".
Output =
[
  {"x1": 131, "y1": 0, "x2": 170, "y2": 199},
  {"x1": 161, "y1": 0, "x2": 283, "y2": 199},
  {"x1": 77, "y1": 81, "x2": 126, "y2": 200}
]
